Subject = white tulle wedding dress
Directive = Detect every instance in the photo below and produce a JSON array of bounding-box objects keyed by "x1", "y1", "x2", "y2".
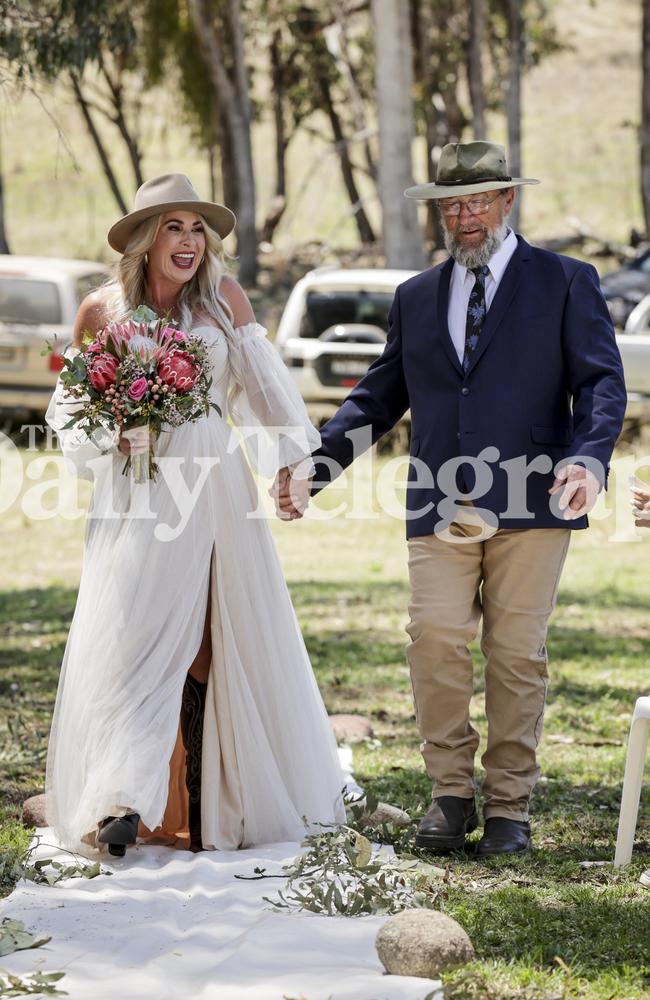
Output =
[{"x1": 44, "y1": 321, "x2": 346, "y2": 857}]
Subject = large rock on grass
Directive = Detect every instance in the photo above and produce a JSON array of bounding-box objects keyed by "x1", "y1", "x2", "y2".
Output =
[
  {"x1": 329, "y1": 714, "x2": 374, "y2": 742},
  {"x1": 22, "y1": 794, "x2": 47, "y2": 828},
  {"x1": 364, "y1": 802, "x2": 411, "y2": 827},
  {"x1": 376, "y1": 909, "x2": 474, "y2": 978}
]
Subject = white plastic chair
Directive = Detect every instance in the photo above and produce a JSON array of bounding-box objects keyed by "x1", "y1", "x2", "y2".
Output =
[{"x1": 614, "y1": 696, "x2": 650, "y2": 867}]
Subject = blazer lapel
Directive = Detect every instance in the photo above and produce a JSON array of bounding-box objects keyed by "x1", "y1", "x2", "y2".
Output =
[
  {"x1": 465, "y1": 235, "x2": 530, "y2": 375},
  {"x1": 433, "y1": 258, "x2": 464, "y2": 376}
]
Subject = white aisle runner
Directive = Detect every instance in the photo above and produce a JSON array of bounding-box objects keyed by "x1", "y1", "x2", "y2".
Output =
[{"x1": 0, "y1": 752, "x2": 442, "y2": 1000}]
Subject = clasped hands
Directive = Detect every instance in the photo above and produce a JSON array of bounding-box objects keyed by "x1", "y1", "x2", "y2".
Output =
[{"x1": 270, "y1": 462, "x2": 314, "y2": 520}]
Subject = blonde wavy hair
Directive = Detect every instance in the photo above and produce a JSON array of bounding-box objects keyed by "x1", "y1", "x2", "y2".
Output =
[{"x1": 101, "y1": 211, "x2": 247, "y2": 402}]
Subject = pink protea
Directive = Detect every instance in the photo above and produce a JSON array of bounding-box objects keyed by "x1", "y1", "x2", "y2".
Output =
[
  {"x1": 158, "y1": 350, "x2": 198, "y2": 391},
  {"x1": 84, "y1": 340, "x2": 104, "y2": 355},
  {"x1": 87, "y1": 352, "x2": 119, "y2": 393}
]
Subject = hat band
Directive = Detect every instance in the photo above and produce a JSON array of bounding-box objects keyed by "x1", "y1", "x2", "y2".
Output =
[{"x1": 438, "y1": 173, "x2": 512, "y2": 186}]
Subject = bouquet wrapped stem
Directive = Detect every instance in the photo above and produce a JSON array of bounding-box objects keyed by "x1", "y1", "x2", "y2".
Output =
[{"x1": 121, "y1": 425, "x2": 160, "y2": 483}]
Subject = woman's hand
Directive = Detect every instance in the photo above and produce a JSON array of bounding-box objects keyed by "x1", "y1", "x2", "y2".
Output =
[
  {"x1": 630, "y1": 475, "x2": 650, "y2": 528},
  {"x1": 118, "y1": 426, "x2": 151, "y2": 457}
]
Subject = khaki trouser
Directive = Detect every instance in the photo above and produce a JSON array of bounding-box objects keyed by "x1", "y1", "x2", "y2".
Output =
[{"x1": 406, "y1": 507, "x2": 571, "y2": 821}]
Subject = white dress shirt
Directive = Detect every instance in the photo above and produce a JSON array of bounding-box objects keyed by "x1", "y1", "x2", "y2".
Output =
[{"x1": 447, "y1": 228, "x2": 518, "y2": 364}]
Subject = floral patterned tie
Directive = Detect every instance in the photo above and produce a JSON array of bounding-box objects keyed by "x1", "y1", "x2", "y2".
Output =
[{"x1": 463, "y1": 265, "x2": 490, "y2": 372}]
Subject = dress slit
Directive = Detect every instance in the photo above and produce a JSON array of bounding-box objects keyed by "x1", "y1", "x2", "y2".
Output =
[{"x1": 135, "y1": 542, "x2": 217, "y2": 848}]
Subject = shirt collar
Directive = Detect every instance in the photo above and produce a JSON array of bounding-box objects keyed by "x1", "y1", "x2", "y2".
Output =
[{"x1": 455, "y1": 228, "x2": 518, "y2": 284}]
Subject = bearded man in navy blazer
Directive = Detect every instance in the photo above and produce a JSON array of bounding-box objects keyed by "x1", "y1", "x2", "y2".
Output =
[{"x1": 273, "y1": 141, "x2": 626, "y2": 857}]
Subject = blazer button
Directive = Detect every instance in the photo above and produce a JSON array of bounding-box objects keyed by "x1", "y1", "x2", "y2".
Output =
[{"x1": 461, "y1": 387, "x2": 470, "y2": 396}]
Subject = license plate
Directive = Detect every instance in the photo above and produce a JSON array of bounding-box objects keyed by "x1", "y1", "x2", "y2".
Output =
[{"x1": 330, "y1": 360, "x2": 369, "y2": 376}]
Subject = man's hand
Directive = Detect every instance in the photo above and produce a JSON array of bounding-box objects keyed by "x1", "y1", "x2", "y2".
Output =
[
  {"x1": 270, "y1": 464, "x2": 313, "y2": 520},
  {"x1": 549, "y1": 463, "x2": 601, "y2": 519},
  {"x1": 630, "y1": 475, "x2": 650, "y2": 528}
]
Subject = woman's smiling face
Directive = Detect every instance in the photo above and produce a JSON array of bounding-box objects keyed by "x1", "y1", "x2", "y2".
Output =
[{"x1": 147, "y1": 210, "x2": 206, "y2": 285}]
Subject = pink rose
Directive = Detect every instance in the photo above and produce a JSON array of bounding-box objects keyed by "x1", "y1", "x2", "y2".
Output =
[
  {"x1": 84, "y1": 341, "x2": 103, "y2": 355},
  {"x1": 161, "y1": 325, "x2": 178, "y2": 341},
  {"x1": 174, "y1": 331, "x2": 188, "y2": 343},
  {"x1": 128, "y1": 377, "x2": 148, "y2": 401},
  {"x1": 88, "y1": 352, "x2": 118, "y2": 393},
  {"x1": 158, "y1": 350, "x2": 198, "y2": 391}
]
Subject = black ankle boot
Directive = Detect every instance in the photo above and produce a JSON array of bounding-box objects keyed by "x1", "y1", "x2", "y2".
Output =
[
  {"x1": 180, "y1": 673, "x2": 207, "y2": 852},
  {"x1": 97, "y1": 812, "x2": 140, "y2": 857}
]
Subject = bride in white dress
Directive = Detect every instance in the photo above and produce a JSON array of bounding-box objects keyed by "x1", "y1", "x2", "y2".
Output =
[{"x1": 44, "y1": 174, "x2": 345, "y2": 858}]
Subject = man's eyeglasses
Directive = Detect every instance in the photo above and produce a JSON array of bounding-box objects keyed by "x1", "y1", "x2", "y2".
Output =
[{"x1": 438, "y1": 192, "x2": 504, "y2": 217}]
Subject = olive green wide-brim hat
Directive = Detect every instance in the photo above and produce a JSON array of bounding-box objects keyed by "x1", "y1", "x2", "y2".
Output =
[
  {"x1": 107, "y1": 173, "x2": 236, "y2": 253},
  {"x1": 404, "y1": 141, "x2": 540, "y2": 200}
]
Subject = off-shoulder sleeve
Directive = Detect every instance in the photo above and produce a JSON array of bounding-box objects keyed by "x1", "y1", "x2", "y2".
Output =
[
  {"x1": 44, "y1": 346, "x2": 120, "y2": 481},
  {"x1": 228, "y1": 322, "x2": 320, "y2": 477}
]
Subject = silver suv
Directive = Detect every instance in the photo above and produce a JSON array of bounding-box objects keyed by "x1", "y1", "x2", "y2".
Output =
[
  {"x1": 275, "y1": 267, "x2": 417, "y2": 423},
  {"x1": 0, "y1": 255, "x2": 109, "y2": 426},
  {"x1": 276, "y1": 265, "x2": 650, "y2": 429}
]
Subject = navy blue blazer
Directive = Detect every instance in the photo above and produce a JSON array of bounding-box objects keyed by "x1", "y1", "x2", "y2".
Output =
[{"x1": 312, "y1": 236, "x2": 627, "y2": 537}]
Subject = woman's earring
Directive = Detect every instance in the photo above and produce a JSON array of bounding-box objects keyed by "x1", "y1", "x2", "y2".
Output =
[{"x1": 144, "y1": 253, "x2": 149, "y2": 265}]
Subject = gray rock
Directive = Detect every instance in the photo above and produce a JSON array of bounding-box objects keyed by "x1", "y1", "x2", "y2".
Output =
[
  {"x1": 329, "y1": 714, "x2": 374, "y2": 742},
  {"x1": 22, "y1": 793, "x2": 47, "y2": 828},
  {"x1": 375, "y1": 909, "x2": 474, "y2": 978},
  {"x1": 364, "y1": 802, "x2": 411, "y2": 827}
]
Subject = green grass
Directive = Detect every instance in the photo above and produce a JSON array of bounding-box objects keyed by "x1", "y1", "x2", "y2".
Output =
[{"x1": 0, "y1": 449, "x2": 649, "y2": 999}]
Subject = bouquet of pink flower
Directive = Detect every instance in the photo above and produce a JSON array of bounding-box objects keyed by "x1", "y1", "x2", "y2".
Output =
[{"x1": 52, "y1": 305, "x2": 221, "y2": 482}]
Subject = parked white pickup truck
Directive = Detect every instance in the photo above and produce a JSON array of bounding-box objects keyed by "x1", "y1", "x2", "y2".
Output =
[
  {"x1": 275, "y1": 266, "x2": 650, "y2": 428},
  {"x1": 0, "y1": 255, "x2": 109, "y2": 428}
]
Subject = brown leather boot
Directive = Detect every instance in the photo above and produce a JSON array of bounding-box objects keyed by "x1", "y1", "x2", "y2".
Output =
[{"x1": 180, "y1": 672, "x2": 207, "y2": 852}]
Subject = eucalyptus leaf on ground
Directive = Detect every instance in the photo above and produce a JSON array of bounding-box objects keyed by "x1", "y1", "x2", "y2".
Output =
[
  {"x1": 264, "y1": 826, "x2": 443, "y2": 917},
  {"x1": 0, "y1": 919, "x2": 50, "y2": 957},
  {"x1": 0, "y1": 970, "x2": 67, "y2": 997}
]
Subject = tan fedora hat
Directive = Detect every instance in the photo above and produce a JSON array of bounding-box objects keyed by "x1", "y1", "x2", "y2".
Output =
[
  {"x1": 404, "y1": 141, "x2": 539, "y2": 200},
  {"x1": 107, "y1": 173, "x2": 236, "y2": 253}
]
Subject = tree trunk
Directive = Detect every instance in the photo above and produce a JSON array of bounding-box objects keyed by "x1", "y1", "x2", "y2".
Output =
[
  {"x1": 70, "y1": 72, "x2": 128, "y2": 215},
  {"x1": 505, "y1": 0, "x2": 524, "y2": 230},
  {"x1": 371, "y1": 0, "x2": 426, "y2": 269},
  {"x1": 188, "y1": 0, "x2": 257, "y2": 285},
  {"x1": 468, "y1": 0, "x2": 487, "y2": 139},
  {"x1": 642, "y1": 0, "x2": 650, "y2": 232},
  {"x1": 208, "y1": 145, "x2": 217, "y2": 201},
  {"x1": 98, "y1": 56, "x2": 145, "y2": 189},
  {"x1": 270, "y1": 28, "x2": 287, "y2": 198},
  {"x1": 0, "y1": 139, "x2": 9, "y2": 254},
  {"x1": 219, "y1": 107, "x2": 239, "y2": 215},
  {"x1": 326, "y1": 14, "x2": 378, "y2": 183},
  {"x1": 410, "y1": 0, "x2": 445, "y2": 248},
  {"x1": 316, "y1": 71, "x2": 376, "y2": 244}
]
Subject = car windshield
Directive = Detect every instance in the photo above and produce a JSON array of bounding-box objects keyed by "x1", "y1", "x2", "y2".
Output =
[
  {"x1": 0, "y1": 277, "x2": 62, "y2": 324},
  {"x1": 300, "y1": 288, "x2": 394, "y2": 338}
]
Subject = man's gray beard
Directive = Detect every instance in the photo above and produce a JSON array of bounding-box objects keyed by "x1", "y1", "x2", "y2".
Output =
[{"x1": 443, "y1": 217, "x2": 510, "y2": 269}]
